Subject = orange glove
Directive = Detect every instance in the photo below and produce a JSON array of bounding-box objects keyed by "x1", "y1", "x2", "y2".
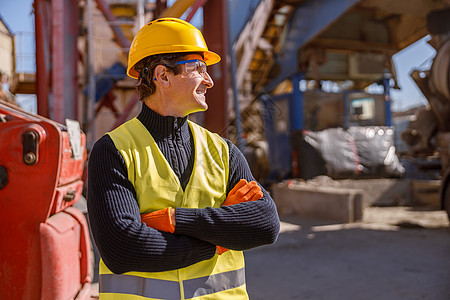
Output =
[
  {"x1": 222, "y1": 179, "x2": 263, "y2": 206},
  {"x1": 217, "y1": 179, "x2": 263, "y2": 255},
  {"x1": 141, "y1": 208, "x2": 175, "y2": 233},
  {"x1": 216, "y1": 246, "x2": 229, "y2": 255}
]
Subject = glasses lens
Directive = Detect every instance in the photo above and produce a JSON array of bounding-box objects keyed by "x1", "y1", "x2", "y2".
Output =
[
  {"x1": 178, "y1": 60, "x2": 207, "y2": 76},
  {"x1": 196, "y1": 61, "x2": 207, "y2": 75},
  {"x1": 184, "y1": 61, "x2": 197, "y2": 73}
]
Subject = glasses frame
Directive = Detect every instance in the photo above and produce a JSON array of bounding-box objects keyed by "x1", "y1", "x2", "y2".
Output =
[{"x1": 173, "y1": 59, "x2": 208, "y2": 77}]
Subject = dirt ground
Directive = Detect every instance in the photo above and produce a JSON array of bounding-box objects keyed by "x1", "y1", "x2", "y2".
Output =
[{"x1": 245, "y1": 206, "x2": 450, "y2": 300}]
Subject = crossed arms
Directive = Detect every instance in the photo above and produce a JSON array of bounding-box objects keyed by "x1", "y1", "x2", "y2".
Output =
[{"x1": 87, "y1": 135, "x2": 280, "y2": 274}]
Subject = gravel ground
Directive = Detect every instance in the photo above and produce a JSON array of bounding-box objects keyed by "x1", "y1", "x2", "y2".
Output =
[{"x1": 245, "y1": 206, "x2": 450, "y2": 300}]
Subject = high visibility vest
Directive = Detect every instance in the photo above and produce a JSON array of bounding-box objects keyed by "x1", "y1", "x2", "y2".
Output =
[{"x1": 100, "y1": 118, "x2": 248, "y2": 300}]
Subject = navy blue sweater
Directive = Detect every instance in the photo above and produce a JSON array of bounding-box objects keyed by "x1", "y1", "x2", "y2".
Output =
[{"x1": 87, "y1": 104, "x2": 280, "y2": 274}]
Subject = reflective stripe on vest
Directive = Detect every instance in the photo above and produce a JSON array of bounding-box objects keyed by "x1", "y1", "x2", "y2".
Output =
[
  {"x1": 103, "y1": 118, "x2": 248, "y2": 299},
  {"x1": 100, "y1": 274, "x2": 180, "y2": 299},
  {"x1": 183, "y1": 267, "x2": 245, "y2": 299},
  {"x1": 99, "y1": 267, "x2": 245, "y2": 299}
]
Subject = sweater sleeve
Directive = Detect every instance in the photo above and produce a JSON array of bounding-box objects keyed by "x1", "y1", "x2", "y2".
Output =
[
  {"x1": 174, "y1": 139, "x2": 280, "y2": 250},
  {"x1": 87, "y1": 135, "x2": 216, "y2": 274}
]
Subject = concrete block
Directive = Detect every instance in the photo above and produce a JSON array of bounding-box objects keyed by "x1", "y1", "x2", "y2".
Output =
[
  {"x1": 336, "y1": 178, "x2": 411, "y2": 207},
  {"x1": 411, "y1": 180, "x2": 441, "y2": 208},
  {"x1": 272, "y1": 183, "x2": 363, "y2": 223}
]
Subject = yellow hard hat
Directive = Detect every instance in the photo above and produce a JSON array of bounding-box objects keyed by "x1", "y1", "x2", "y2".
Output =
[{"x1": 127, "y1": 18, "x2": 221, "y2": 79}]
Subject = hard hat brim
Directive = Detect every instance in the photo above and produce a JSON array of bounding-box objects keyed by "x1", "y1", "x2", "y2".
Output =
[
  {"x1": 204, "y1": 50, "x2": 221, "y2": 66},
  {"x1": 127, "y1": 50, "x2": 221, "y2": 79}
]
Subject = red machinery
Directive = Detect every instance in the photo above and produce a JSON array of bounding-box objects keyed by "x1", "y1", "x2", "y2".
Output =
[{"x1": 0, "y1": 100, "x2": 92, "y2": 299}]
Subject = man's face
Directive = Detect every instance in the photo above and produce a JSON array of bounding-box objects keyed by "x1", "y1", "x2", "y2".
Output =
[{"x1": 166, "y1": 53, "x2": 214, "y2": 117}]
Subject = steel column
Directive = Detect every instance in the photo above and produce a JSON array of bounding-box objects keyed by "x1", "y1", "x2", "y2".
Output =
[
  {"x1": 87, "y1": 0, "x2": 96, "y2": 147},
  {"x1": 290, "y1": 73, "x2": 304, "y2": 131},
  {"x1": 51, "y1": 0, "x2": 64, "y2": 122},
  {"x1": 53, "y1": 0, "x2": 78, "y2": 122},
  {"x1": 35, "y1": 0, "x2": 79, "y2": 123},
  {"x1": 137, "y1": 0, "x2": 145, "y2": 29},
  {"x1": 383, "y1": 74, "x2": 392, "y2": 127},
  {"x1": 203, "y1": 0, "x2": 229, "y2": 136},
  {"x1": 34, "y1": 0, "x2": 51, "y2": 118},
  {"x1": 65, "y1": 0, "x2": 80, "y2": 121}
]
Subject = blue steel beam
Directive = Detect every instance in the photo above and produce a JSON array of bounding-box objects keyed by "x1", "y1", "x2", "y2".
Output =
[
  {"x1": 228, "y1": 0, "x2": 263, "y2": 44},
  {"x1": 263, "y1": 0, "x2": 361, "y2": 93}
]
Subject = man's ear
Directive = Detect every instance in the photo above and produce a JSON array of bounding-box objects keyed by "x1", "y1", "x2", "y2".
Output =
[{"x1": 153, "y1": 65, "x2": 170, "y2": 87}]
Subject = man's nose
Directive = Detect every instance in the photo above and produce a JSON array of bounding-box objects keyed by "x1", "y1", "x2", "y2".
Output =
[{"x1": 203, "y1": 71, "x2": 214, "y2": 88}]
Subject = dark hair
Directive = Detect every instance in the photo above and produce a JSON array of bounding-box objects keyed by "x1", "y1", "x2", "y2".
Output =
[
  {"x1": 134, "y1": 51, "x2": 204, "y2": 101},
  {"x1": 134, "y1": 53, "x2": 185, "y2": 101}
]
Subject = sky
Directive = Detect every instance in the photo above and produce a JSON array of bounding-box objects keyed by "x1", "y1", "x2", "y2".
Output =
[
  {"x1": 390, "y1": 36, "x2": 436, "y2": 111},
  {"x1": 0, "y1": 0, "x2": 437, "y2": 113}
]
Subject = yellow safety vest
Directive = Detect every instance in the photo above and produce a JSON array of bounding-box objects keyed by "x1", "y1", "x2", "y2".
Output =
[{"x1": 99, "y1": 118, "x2": 248, "y2": 300}]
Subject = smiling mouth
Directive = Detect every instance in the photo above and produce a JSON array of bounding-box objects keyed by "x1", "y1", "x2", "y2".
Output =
[{"x1": 196, "y1": 89, "x2": 206, "y2": 95}]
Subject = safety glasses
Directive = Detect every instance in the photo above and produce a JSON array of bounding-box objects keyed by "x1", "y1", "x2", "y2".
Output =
[{"x1": 175, "y1": 59, "x2": 208, "y2": 77}]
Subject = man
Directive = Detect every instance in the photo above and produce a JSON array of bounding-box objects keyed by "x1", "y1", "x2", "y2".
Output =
[{"x1": 87, "y1": 17, "x2": 280, "y2": 299}]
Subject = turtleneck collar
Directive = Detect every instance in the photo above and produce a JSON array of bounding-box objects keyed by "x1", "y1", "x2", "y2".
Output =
[{"x1": 137, "y1": 103, "x2": 190, "y2": 141}]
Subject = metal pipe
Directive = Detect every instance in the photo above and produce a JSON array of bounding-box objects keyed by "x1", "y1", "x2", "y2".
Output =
[
  {"x1": 137, "y1": 0, "x2": 145, "y2": 29},
  {"x1": 185, "y1": 0, "x2": 207, "y2": 22},
  {"x1": 87, "y1": 0, "x2": 96, "y2": 148},
  {"x1": 34, "y1": 0, "x2": 50, "y2": 118}
]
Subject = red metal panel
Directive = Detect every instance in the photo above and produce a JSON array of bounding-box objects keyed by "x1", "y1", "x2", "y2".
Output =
[
  {"x1": 0, "y1": 101, "x2": 88, "y2": 299},
  {"x1": 40, "y1": 207, "x2": 92, "y2": 299},
  {"x1": 0, "y1": 116, "x2": 61, "y2": 299},
  {"x1": 40, "y1": 211, "x2": 82, "y2": 299},
  {"x1": 202, "y1": 0, "x2": 229, "y2": 136},
  {"x1": 59, "y1": 130, "x2": 86, "y2": 186}
]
